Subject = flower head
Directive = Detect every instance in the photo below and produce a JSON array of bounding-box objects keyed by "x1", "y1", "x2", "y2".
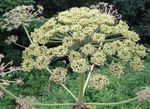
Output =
[
  {"x1": 108, "y1": 61, "x2": 124, "y2": 77},
  {"x1": 92, "y1": 33, "x2": 105, "y2": 43},
  {"x1": 135, "y1": 45, "x2": 146, "y2": 58},
  {"x1": 50, "y1": 67, "x2": 67, "y2": 84},
  {"x1": 62, "y1": 37, "x2": 75, "y2": 48},
  {"x1": 91, "y1": 51, "x2": 106, "y2": 66},
  {"x1": 81, "y1": 43, "x2": 96, "y2": 55},
  {"x1": 15, "y1": 78, "x2": 24, "y2": 86},
  {"x1": 68, "y1": 51, "x2": 82, "y2": 62},
  {"x1": 16, "y1": 97, "x2": 33, "y2": 109},
  {"x1": 53, "y1": 46, "x2": 68, "y2": 58},
  {"x1": 71, "y1": 58, "x2": 89, "y2": 73},
  {"x1": 5, "y1": 35, "x2": 18, "y2": 45},
  {"x1": 22, "y1": 43, "x2": 53, "y2": 71},
  {"x1": 103, "y1": 42, "x2": 118, "y2": 56},
  {"x1": 130, "y1": 56, "x2": 144, "y2": 71},
  {"x1": 117, "y1": 47, "x2": 133, "y2": 61},
  {"x1": 22, "y1": 6, "x2": 146, "y2": 81},
  {"x1": 89, "y1": 73, "x2": 109, "y2": 90}
]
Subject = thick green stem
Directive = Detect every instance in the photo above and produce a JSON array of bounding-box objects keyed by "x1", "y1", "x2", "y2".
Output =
[
  {"x1": 83, "y1": 65, "x2": 94, "y2": 96},
  {"x1": 85, "y1": 97, "x2": 137, "y2": 106},
  {"x1": 22, "y1": 23, "x2": 32, "y2": 43},
  {"x1": 32, "y1": 97, "x2": 137, "y2": 107},
  {"x1": 78, "y1": 73, "x2": 85, "y2": 103},
  {"x1": 0, "y1": 84, "x2": 18, "y2": 99},
  {"x1": 33, "y1": 103, "x2": 75, "y2": 106}
]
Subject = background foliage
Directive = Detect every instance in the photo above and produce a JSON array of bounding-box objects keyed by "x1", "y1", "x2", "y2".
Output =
[{"x1": 0, "y1": 0, "x2": 35, "y2": 14}]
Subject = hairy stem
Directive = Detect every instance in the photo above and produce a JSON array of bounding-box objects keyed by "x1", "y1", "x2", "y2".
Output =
[
  {"x1": 78, "y1": 73, "x2": 85, "y2": 103},
  {"x1": 22, "y1": 23, "x2": 32, "y2": 43},
  {"x1": 0, "y1": 84, "x2": 18, "y2": 99}
]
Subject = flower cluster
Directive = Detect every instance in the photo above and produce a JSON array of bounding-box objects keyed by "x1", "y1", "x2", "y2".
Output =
[
  {"x1": 50, "y1": 67, "x2": 67, "y2": 84},
  {"x1": 0, "y1": 5, "x2": 44, "y2": 31},
  {"x1": 91, "y1": 51, "x2": 106, "y2": 66},
  {"x1": 108, "y1": 62, "x2": 124, "y2": 77},
  {"x1": 22, "y1": 6, "x2": 146, "y2": 89},
  {"x1": 130, "y1": 57, "x2": 144, "y2": 71},
  {"x1": 71, "y1": 58, "x2": 89, "y2": 73},
  {"x1": 30, "y1": 7, "x2": 115, "y2": 44},
  {"x1": 68, "y1": 51, "x2": 82, "y2": 62},
  {"x1": 81, "y1": 43, "x2": 96, "y2": 55},
  {"x1": 103, "y1": 41, "x2": 121, "y2": 56},
  {"x1": 22, "y1": 43, "x2": 53, "y2": 71},
  {"x1": 89, "y1": 73, "x2": 109, "y2": 90}
]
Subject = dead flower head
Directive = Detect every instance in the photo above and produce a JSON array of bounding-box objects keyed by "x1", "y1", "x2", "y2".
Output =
[
  {"x1": 136, "y1": 88, "x2": 150, "y2": 103},
  {"x1": 15, "y1": 78, "x2": 24, "y2": 86},
  {"x1": 5, "y1": 35, "x2": 18, "y2": 45},
  {"x1": 0, "y1": 5, "x2": 44, "y2": 31},
  {"x1": 90, "y1": 2, "x2": 122, "y2": 25},
  {"x1": 16, "y1": 97, "x2": 33, "y2": 109}
]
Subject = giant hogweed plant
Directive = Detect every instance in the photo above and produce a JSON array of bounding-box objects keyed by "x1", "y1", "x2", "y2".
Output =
[{"x1": 0, "y1": 3, "x2": 150, "y2": 109}]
